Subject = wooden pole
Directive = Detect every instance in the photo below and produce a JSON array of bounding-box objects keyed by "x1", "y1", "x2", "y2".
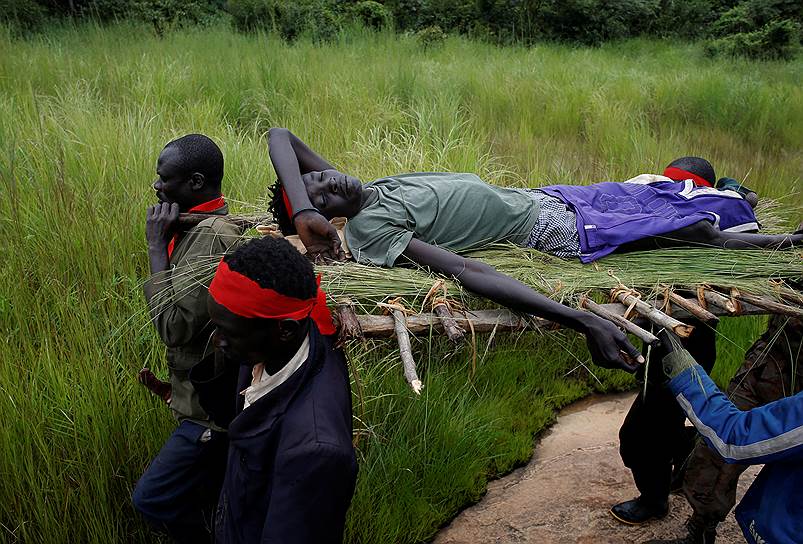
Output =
[
  {"x1": 346, "y1": 301, "x2": 790, "y2": 339},
  {"x1": 391, "y1": 309, "x2": 423, "y2": 395},
  {"x1": 432, "y1": 303, "x2": 465, "y2": 343},
  {"x1": 423, "y1": 280, "x2": 466, "y2": 343},
  {"x1": 612, "y1": 289, "x2": 694, "y2": 338},
  {"x1": 777, "y1": 287, "x2": 803, "y2": 307},
  {"x1": 335, "y1": 298, "x2": 363, "y2": 344},
  {"x1": 699, "y1": 287, "x2": 738, "y2": 314},
  {"x1": 665, "y1": 291, "x2": 719, "y2": 324},
  {"x1": 729, "y1": 288, "x2": 744, "y2": 314},
  {"x1": 580, "y1": 297, "x2": 659, "y2": 345},
  {"x1": 734, "y1": 293, "x2": 803, "y2": 318},
  {"x1": 177, "y1": 213, "x2": 271, "y2": 230},
  {"x1": 357, "y1": 309, "x2": 546, "y2": 338}
]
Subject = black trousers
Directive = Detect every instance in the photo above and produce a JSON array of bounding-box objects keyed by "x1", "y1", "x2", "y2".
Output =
[
  {"x1": 619, "y1": 319, "x2": 717, "y2": 504},
  {"x1": 132, "y1": 420, "x2": 228, "y2": 544}
]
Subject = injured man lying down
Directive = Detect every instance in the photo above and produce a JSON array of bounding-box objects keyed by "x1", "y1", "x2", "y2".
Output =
[{"x1": 267, "y1": 127, "x2": 802, "y2": 372}]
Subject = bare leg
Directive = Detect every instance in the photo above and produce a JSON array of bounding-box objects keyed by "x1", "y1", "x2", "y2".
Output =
[{"x1": 616, "y1": 220, "x2": 803, "y2": 253}]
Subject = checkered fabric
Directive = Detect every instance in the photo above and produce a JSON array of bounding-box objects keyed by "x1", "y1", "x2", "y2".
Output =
[{"x1": 522, "y1": 190, "x2": 581, "y2": 258}]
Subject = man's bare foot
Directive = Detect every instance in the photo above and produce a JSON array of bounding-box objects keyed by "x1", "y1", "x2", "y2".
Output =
[{"x1": 138, "y1": 368, "x2": 172, "y2": 404}]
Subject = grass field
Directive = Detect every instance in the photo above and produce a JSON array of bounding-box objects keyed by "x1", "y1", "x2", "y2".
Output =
[{"x1": 0, "y1": 22, "x2": 801, "y2": 543}]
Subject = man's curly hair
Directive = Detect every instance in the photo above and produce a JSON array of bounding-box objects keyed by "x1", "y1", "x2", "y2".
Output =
[
  {"x1": 268, "y1": 180, "x2": 297, "y2": 235},
  {"x1": 164, "y1": 134, "x2": 224, "y2": 189},
  {"x1": 667, "y1": 156, "x2": 716, "y2": 186},
  {"x1": 223, "y1": 236, "x2": 315, "y2": 299}
]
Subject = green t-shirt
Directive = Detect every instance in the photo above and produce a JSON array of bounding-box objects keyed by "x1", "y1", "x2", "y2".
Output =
[{"x1": 343, "y1": 172, "x2": 539, "y2": 267}]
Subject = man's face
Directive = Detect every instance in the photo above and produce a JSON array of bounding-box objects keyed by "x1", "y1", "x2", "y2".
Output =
[
  {"x1": 301, "y1": 169, "x2": 363, "y2": 219},
  {"x1": 153, "y1": 145, "x2": 193, "y2": 209},
  {"x1": 208, "y1": 297, "x2": 276, "y2": 365}
]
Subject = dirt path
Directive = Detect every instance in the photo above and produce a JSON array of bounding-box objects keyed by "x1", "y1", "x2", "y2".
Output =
[{"x1": 433, "y1": 392, "x2": 758, "y2": 544}]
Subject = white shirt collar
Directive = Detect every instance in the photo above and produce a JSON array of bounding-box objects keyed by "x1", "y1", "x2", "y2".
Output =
[{"x1": 241, "y1": 334, "x2": 310, "y2": 410}]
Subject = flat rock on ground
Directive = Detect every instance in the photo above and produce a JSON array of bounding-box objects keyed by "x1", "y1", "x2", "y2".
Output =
[{"x1": 433, "y1": 392, "x2": 759, "y2": 544}]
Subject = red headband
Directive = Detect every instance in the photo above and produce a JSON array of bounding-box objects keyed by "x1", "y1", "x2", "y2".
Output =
[
  {"x1": 281, "y1": 187, "x2": 294, "y2": 221},
  {"x1": 663, "y1": 167, "x2": 713, "y2": 187},
  {"x1": 208, "y1": 260, "x2": 336, "y2": 335}
]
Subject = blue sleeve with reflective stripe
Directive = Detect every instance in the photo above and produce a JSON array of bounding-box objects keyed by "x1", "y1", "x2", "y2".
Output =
[{"x1": 669, "y1": 365, "x2": 803, "y2": 464}]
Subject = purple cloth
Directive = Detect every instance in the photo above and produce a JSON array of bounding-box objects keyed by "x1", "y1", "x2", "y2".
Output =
[{"x1": 539, "y1": 180, "x2": 758, "y2": 263}]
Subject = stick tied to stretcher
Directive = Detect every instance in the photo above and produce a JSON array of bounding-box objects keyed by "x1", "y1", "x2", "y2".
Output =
[
  {"x1": 611, "y1": 286, "x2": 694, "y2": 338},
  {"x1": 378, "y1": 299, "x2": 423, "y2": 395},
  {"x1": 580, "y1": 296, "x2": 659, "y2": 345}
]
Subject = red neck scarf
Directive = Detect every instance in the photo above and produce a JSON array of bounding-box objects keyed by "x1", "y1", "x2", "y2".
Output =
[
  {"x1": 663, "y1": 167, "x2": 713, "y2": 187},
  {"x1": 167, "y1": 195, "x2": 226, "y2": 258},
  {"x1": 208, "y1": 260, "x2": 336, "y2": 335}
]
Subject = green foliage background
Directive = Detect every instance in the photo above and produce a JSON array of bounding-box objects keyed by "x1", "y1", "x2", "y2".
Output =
[
  {"x1": 2, "y1": 0, "x2": 801, "y2": 58},
  {"x1": 0, "y1": 22, "x2": 801, "y2": 543}
]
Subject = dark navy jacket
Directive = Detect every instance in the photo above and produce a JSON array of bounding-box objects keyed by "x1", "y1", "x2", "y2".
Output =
[
  {"x1": 195, "y1": 325, "x2": 357, "y2": 544},
  {"x1": 670, "y1": 365, "x2": 803, "y2": 544}
]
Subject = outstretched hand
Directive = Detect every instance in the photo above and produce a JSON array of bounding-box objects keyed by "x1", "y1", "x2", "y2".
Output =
[
  {"x1": 583, "y1": 316, "x2": 644, "y2": 372},
  {"x1": 294, "y1": 210, "x2": 346, "y2": 263}
]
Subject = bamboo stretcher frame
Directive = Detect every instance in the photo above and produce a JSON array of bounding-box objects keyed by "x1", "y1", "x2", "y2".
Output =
[
  {"x1": 338, "y1": 291, "x2": 803, "y2": 340},
  {"x1": 335, "y1": 288, "x2": 803, "y2": 394},
  {"x1": 180, "y1": 213, "x2": 803, "y2": 394}
]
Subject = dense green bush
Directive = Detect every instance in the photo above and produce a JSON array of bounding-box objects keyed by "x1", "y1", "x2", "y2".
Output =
[
  {"x1": 713, "y1": 2, "x2": 762, "y2": 35},
  {"x1": 711, "y1": 0, "x2": 801, "y2": 36},
  {"x1": 705, "y1": 0, "x2": 801, "y2": 58},
  {"x1": 387, "y1": 0, "x2": 668, "y2": 45},
  {"x1": 227, "y1": 0, "x2": 341, "y2": 41},
  {"x1": 51, "y1": 0, "x2": 222, "y2": 23},
  {"x1": 651, "y1": 0, "x2": 728, "y2": 38},
  {"x1": 227, "y1": 0, "x2": 276, "y2": 32},
  {"x1": 351, "y1": 0, "x2": 392, "y2": 30},
  {"x1": 415, "y1": 24, "x2": 446, "y2": 47},
  {"x1": 284, "y1": 1, "x2": 341, "y2": 42},
  {"x1": 0, "y1": 0, "x2": 48, "y2": 32},
  {"x1": 706, "y1": 17, "x2": 800, "y2": 58},
  {"x1": 384, "y1": 0, "x2": 428, "y2": 31},
  {"x1": 0, "y1": 0, "x2": 222, "y2": 34},
  {"x1": 531, "y1": 0, "x2": 661, "y2": 45},
  {"x1": 386, "y1": 0, "x2": 481, "y2": 34},
  {"x1": 133, "y1": 0, "x2": 222, "y2": 35}
]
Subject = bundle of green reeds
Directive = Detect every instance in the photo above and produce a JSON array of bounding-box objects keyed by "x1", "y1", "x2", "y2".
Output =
[
  {"x1": 318, "y1": 245, "x2": 803, "y2": 312},
  {"x1": 148, "y1": 240, "x2": 802, "y2": 324}
]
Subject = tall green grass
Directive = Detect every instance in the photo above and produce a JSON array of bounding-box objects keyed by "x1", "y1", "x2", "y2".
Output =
[{"x1": 0, "y1": 22, "x2": 800, "y2": 543}]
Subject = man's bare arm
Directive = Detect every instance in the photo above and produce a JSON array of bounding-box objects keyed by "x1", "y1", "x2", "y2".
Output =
[
  {"x1": 268, "y1": 128, "x2": 335, "y2": 212},
  {"x1": 401, "y1": 238, "x2": 643, "y2": 371},
  {"x1": 267, "y1": 128, "x2": 344, "y2": 260}
]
